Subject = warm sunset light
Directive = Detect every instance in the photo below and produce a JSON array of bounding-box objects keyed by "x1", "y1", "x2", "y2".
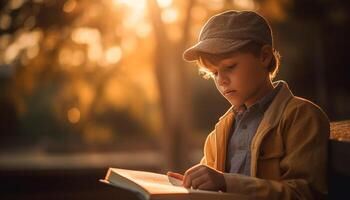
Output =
[
  {"x1": 157, "y1": 0, "x2": 173, "y2": 8},
  {"x1": 232, "y1": 0, "x2": 256, "y2": 10},
  {"x1": 161, "y1": 7, "x2": 178, "y2": 23},
  {"x1": 63, "y1": 0, "x2": 77, "y2": 13},
  {"x1": 71, "y1": 27, "x2": 102, "y2": 62},
  {"x1": 4, "y1": 30, "x2": 42, "y2": 64},
  {"x1": 0, "y1": 1, "x2": 349, "y2": 199},
  {"x1": 67, "y1": 107, "x2": 81, "y2": 124},
  {"x1": 105, "y1": 46, "x2": 123, "y2": 64},
  {"x1": 9, "y1": 0, "x2": 25, "y2": 10},
  {"x1": 112, "y1": 0, "x2": 147, "y2": 12},
  {"x1": 0, "y1": 0, "x2": 301, "y2": 150},
  {"x1": 135, "y1": 22, "x2": 152, "y2": 38}
]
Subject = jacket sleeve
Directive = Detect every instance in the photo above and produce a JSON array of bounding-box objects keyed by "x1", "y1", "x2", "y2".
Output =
[
  {"x1": 199, "y1": 130, "x2": 217, "y2": 168},
  {"x1": 223, "y1": 101, "x2": 330, "y2": 200}
]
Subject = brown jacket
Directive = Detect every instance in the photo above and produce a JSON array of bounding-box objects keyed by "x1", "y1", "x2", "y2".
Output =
[{"x1": 200, "y1": 80, "x2": 329, "y2": 199}]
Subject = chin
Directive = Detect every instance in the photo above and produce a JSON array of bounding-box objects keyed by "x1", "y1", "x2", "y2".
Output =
[{"x1": 227, "y1": 98, "x2": 244, "y2": 108}]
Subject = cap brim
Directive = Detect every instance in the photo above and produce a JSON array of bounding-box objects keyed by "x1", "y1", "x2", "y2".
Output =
[{"x1": 183, "y1": 38, "x2": 251, "y2": 62}]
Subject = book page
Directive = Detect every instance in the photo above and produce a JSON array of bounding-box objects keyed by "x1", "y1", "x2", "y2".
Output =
[
  {"x1": 105, "y1": 168, "x2": 248, "y2": 200},
  {"x1": 110, "y1": 168, "x2": 189, "y2": 195}
]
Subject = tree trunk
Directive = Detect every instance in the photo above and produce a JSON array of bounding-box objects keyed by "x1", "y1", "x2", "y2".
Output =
[{"x1": 148, "y1": 0, "x2": 195, "y2": 172}]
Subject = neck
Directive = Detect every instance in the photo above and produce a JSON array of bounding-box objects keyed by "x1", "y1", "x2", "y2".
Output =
[{"x1": 245, "y1": 78, "x2": 274, "y2": 108}]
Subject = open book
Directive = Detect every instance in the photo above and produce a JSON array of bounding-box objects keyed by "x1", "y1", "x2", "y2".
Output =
[{"x1": 100, "y1": 168, "x2": 247, "y2": 200}]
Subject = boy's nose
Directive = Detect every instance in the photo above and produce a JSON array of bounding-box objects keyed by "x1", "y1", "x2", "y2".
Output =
[{"x1": 217, "y1": 73, "x2": 230, "y2": 86}]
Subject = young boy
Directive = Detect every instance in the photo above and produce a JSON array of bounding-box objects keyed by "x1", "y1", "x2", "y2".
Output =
[{"x1": 167, "y1": 10, "x2": 329, "y2": 199}]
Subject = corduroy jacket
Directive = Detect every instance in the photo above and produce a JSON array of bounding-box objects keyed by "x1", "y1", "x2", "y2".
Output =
[{"x1": 200, "y1": 80, "x2": 329, "y2": 199}]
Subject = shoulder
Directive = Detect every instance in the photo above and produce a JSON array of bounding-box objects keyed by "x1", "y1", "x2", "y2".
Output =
[
  {"x1": 285, "y1": 96, "x2": 329, "y2": 120},
  {"x1": 281, "y1": 96, "x2": 330, "y2": 131}
]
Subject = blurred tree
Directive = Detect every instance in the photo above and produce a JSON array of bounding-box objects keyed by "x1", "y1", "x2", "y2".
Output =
[
  {"x1": 0, "y1": 0, "x2": 161, "y2": 152},
  {"x1": 1, "y1": 0, "x2": 349, "y2": 171},
  {"x1": 148, "y1": 0, "x2": 194, "y2": 171}
]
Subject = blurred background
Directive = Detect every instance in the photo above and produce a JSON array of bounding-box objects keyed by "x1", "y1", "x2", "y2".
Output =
[{"x1": 0, "y1": 0, "x2": 349, "y2": 199}]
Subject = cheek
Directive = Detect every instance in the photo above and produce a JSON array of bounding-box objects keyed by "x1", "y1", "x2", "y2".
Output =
[
  {"x1": 234, "y1": 66, "x2": 254, "y2": 88},
  {"x1": 235, "y1": 63, "x2": 262, "y2": 92}
]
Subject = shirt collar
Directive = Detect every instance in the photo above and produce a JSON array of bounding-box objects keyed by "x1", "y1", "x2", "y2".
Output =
[{"x1": 232, "y1": 82, "x2": 282, "y2": 115}]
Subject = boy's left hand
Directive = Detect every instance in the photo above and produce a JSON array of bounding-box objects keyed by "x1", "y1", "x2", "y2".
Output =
[{"x1": 181, "y1": 164, "x2": 226, "y2": 191}]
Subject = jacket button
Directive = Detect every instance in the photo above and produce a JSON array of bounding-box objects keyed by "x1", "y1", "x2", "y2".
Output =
[{"x1": 242, "y1": 124, "x2": 247, "y2": 129}]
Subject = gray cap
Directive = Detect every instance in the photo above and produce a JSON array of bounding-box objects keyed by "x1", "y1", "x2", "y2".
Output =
[{"x1": 183, "y1": 10, "x2": 273, "y2": 62}]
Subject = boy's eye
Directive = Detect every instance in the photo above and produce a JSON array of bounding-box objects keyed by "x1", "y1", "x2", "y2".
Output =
[{"x1": 226, "y1": 64, "x2": 237, "y2": 70}]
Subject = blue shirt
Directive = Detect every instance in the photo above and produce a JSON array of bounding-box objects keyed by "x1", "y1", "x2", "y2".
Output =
[{"x1": 225, "y1": 83, "x2": 282, "y2": 175}]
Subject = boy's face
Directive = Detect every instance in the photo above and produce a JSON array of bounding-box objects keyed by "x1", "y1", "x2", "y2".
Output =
[{"x1": 203, "y1": 50, "x2": 271, "y2": 108}]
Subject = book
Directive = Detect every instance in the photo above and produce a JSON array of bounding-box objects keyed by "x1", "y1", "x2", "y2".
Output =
[{"x1": 100, "y1": 167, "x2": 247, "y2": 200}]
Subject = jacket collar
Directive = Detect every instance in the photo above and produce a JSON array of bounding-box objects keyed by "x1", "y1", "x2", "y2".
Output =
[
  {"x1": 214, "y1": 80, "x2": 294, "y2": 171},
  {"x1": 218, "y1": 80, "x2": 293, "y2": 127},
  {"x1": 256, "y1": 80, "x2": 294, "y2": 131}
]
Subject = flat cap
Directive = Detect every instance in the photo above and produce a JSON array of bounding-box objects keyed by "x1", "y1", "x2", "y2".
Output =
[{"x1": 183, "y1": 10, "x2": 273, "y2": 62}]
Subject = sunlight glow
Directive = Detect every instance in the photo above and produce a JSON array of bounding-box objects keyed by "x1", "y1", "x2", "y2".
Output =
[
  {"x1": 120, "y1": 36, "x2": 137, "y2": 54},
  {"x1": 191, "y1": 6, "x2": 207, "y2": 21},
  {"x1": 63, "y1": 0, "x2": 77, "y2": 13},
  {"x1": 71, "y1": 27, "x2": 102, "y2": 62},
  {"x1": 113, "y1": 0, "x2": 147, "y2": 29},
  {"x1": 26, "y1": 45, "x2": 39, "y2": 59},
  {"x1": 9, "y1": 0, "x2": 24, "y2": 10},
  {"x1": 167, "y1": 26, "x2": 182, "y2": 42},
  {"x1": 206, "y1": 0, "x2": 224, "y2": 10},
  {"x1": 4, "y1": 30, "x2": 42, "y2": 64},
  {"x1": 105, "y1": 78, "x2": 129, "y2": 109},
  {"x1": 161, "y1": 7, "x2": 178, "y2": 24},
  {"x1": 72, "y1": 50, "x2": 85, "y2": 66},
  {"x1": 67, "y1": 107, "x2": 81, "y2": 124},
  {"x1": 157, "y1": 0, "x2": 173, "y2": 8},
  {"x1": 59, "y1": 48, "x2": 85, "y2": 67},
  {"x1": 105, "y1": 46, "x2": 122, "y2": 64},
  {"x1": 233, "y1": 0, "x2": 256, "y2": 10},
  {"x1": 59, "y1": 48, "x2": 72, "y2": 66},
  {"x1": 71, "y1": 27, "x2": 100, "y2": 45},
  {"x1": 112, "y1": 0, "x2": 146, "y2": 11},
  {"x1": 136, "y1": 22, "x2": 152, "y2": 38}
]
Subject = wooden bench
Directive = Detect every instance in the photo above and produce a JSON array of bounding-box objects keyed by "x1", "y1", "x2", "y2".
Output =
[
  {"x1": 330, "y1": 120, "x2": 350, "y2": 142},
  {"x1": 329, "y1": 120, "x2": 350, "y2": 198}
]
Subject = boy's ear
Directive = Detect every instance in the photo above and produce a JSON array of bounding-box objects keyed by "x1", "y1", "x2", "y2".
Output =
[{"x1": 260, "y1": 44, "x2": 273, "y2": 70}]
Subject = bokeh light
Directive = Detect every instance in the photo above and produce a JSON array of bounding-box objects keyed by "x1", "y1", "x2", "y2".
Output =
[{"x1": 67, "y1": 107, "x2": 81, "y2": 124}]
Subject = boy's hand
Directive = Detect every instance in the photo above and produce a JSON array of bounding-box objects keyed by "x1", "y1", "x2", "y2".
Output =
[
  {"x1": 167, "y1": 164, "x2": 226, "y2": 191},
  {"x1": 167, "y1": 171, "x2": 184, "y2": 181}
]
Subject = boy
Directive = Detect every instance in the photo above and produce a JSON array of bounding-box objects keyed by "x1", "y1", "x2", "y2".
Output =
[{"x1": 167, "y1": 10, "x2": 329, "y2": 199}]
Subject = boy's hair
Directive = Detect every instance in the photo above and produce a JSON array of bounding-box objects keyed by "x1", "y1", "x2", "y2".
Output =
[{"x1": 196, "y1": 41, "x2": 281, "y2": 80}]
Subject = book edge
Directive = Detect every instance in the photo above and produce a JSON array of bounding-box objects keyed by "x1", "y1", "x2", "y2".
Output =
[{"x1": 103, "y1": 168, "x2": 151, "y2": 200}]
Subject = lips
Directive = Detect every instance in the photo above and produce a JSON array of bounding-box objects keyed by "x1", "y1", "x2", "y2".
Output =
[{"x1": 223, "y1": 90, "x2": 237, "y2": 96}]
